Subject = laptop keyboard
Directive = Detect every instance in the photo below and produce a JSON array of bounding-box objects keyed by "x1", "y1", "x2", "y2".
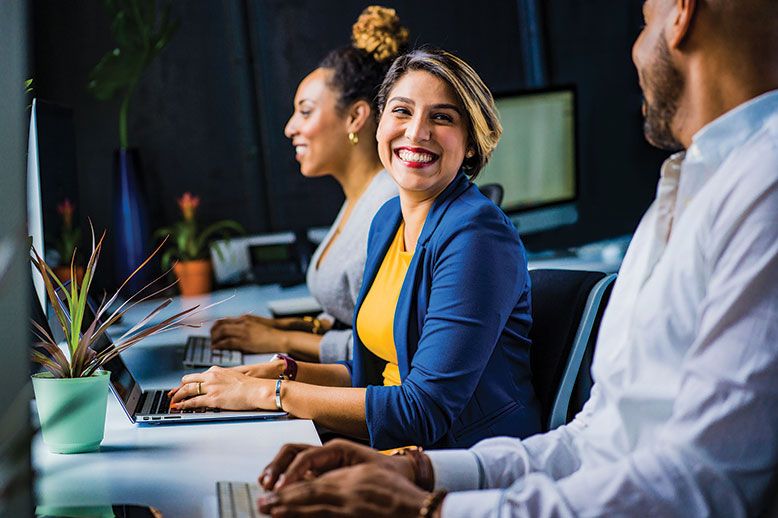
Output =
[
  {"x1": 183, "y1": 335, "x2": 243, "y2": 368},
  {"x1": 138, "y1": 389, "x2": 173, "y2": 415},
  {"x1": 217, "y1": 481, "x2": 269, "y2": 518},
  {"x1": 138, "y1": 389, "x2": 221, "y2": 417}
]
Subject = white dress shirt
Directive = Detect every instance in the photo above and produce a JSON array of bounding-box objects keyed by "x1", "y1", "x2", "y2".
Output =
[{"x1": 428, "y1": 89, "x2": 778, "y2": 517}]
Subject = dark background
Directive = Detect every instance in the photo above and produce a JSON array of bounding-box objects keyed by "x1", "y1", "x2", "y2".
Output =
[{"x1": 31, "y1": 0, "x2": 667, "y2": 287}]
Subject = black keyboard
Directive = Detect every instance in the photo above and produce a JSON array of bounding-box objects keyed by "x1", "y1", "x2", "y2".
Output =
[{"x1": 183, "y1": 335, "x2": 243, "y2": 368}]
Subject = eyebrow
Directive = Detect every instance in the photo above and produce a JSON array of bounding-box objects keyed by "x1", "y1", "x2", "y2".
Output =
[{"x1": 388, "y1": 96, "x2": 462, "y2": 114}]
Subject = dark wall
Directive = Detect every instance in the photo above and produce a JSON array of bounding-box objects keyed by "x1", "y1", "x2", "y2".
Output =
[
  {"x1": 245, "y1": 0, "x2": 529, "y2": 231},
  {"x1": 530, "y1": 0, "x2": 667, "y2": 249},
  {"x1": 32, "y1": 0, "x2": 666, "y2": 287}
]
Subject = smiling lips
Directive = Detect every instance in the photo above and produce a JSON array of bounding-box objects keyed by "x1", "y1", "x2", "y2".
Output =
[
  {"x1": 293, "y1": 144, "x2": 307, "y2": 159},
  {"x1": 395, "y1": 146, "x2": 439, "y2": 168}
]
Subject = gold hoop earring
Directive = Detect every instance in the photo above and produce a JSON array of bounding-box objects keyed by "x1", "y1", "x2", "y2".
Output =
[{"x1": 348, "y1": 132, "x2": 359, "y2": 146}]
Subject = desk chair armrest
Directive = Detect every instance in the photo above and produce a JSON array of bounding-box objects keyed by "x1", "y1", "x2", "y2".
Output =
[{"x1": 548, "y1": 274, "x2": 616, "y2": 430}]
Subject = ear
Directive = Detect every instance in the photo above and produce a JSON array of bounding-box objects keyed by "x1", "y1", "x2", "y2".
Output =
[
  {"x1": 346, "y1": 100, "x2": 373, "y2": 134},
  {"x1": 668, "y1": 0, "x2": 696, "y2": 49}
]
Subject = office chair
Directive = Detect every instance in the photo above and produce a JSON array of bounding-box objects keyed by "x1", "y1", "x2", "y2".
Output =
[
  {"x1": 478, "y1": 183, "x2": 504, "y2": 206},
  {"x1": 528, "y1": 269, "x2": 617, "y2": 431}
]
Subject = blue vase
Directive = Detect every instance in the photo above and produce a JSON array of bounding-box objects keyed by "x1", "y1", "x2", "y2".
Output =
[{"x1": 113, "y1": 148, "x2": 149, "y2": 294}]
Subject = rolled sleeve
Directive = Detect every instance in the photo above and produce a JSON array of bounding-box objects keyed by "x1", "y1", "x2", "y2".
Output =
[{"x1": 427, "y1": 449, "x2": 482, "y2": 491}]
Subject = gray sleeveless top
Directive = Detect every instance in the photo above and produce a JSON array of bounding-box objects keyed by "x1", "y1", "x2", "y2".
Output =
[{"x1": 306, "y1": 170, "x2": 397, "y2": 362}]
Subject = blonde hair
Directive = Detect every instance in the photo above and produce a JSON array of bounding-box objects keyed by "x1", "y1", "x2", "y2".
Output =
[{"x1": 377, "y1": 48, "x2": 502, "y2": 178}]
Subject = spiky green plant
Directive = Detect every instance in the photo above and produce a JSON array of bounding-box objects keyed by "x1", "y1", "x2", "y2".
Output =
[{"x1": 30, "y1": 225, "x2": 201, "y2": 378}]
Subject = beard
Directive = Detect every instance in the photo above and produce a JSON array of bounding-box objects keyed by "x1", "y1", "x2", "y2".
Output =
[{"x1": 640, "y1": 37, "x2": 685, "y2": 151}]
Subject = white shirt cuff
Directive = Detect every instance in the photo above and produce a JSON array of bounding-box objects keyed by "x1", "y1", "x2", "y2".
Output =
[
  {"x1": 441, "y1": 489, "x2": 503, "y2": 518},
  {"x1": 427, "y1": 449, "x2": 482, "y2": 491}
]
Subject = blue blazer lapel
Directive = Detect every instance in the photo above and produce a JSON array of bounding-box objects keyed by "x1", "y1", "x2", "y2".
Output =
[
  {"x1": 394, "y1": 172, "x2": 473, "y2": 381},
  {"x1": 417, "y1": 173, "x2": 472, "y2": 248},
  {"x1": 351, "y1": 200, "x2": 402, "y2": 387},
  {"x1": 355, "y1": 201, "x2": 402, "y2": 311}
]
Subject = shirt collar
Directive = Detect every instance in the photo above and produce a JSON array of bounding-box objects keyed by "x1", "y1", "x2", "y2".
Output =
[{"x1": 685, "y1": 89, "x2": 778, "y2": 171}]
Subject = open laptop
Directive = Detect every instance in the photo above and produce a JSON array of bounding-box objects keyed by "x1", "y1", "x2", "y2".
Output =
[{"x1": 82, "y1": 300, "x2": 286, "y2": 424}]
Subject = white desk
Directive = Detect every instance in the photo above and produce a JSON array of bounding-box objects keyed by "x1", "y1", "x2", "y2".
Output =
[{"x1": 33, "y1": 283, "x2": 321, "y2": 517}]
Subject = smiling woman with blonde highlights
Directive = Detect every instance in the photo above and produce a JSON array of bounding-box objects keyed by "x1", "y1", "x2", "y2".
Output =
[{"x1": 170, "y1": 48, "x2": 540, "y2": 450}]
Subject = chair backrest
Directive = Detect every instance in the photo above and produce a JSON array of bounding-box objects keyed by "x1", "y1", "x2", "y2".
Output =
[
  {"x1": 528, "y1": 269, "x2": 616, "y2": 431},
  {"x1": 478, "y1": 183, "x2": 504, "y2": 206}
]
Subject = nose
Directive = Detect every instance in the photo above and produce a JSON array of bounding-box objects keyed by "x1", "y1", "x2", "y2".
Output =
[
  {"x1": 404, "y1": 113, "x2": 431, "y2": 143},
  {"x1": 284, "y1": 114, "x2": 297, "y2": 139}
]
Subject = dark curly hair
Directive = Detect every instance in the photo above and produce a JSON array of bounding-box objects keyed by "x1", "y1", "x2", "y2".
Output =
[
  {"x1": 319, "y1": 46, "x2": 397, "y2": 117},
  {"x1": 319, "y1": 6, "x2": 408, "y2": 118}
]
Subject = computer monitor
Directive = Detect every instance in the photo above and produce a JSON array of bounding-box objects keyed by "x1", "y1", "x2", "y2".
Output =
[
  {"x1": 26, "y1": 99, "x2": 81, "y2": 313},
  {"x1": 477, "y1": 86, "x2": 578, "y2": 235}
]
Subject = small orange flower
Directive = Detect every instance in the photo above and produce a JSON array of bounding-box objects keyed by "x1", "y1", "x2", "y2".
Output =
[
  {"x1": 177, "y1": 192, "x2": 200, "y2": 221},
  {"x1": 57, "y1": 198, "x2": 75, "y2": 229}
]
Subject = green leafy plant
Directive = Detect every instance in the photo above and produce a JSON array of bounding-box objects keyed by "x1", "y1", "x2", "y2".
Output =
[
  {"x1": 30, "y1": 226, "x2": 201, "y2": 378},
  {"x1": 87, "y1": 0, "x2": 179, "y2": 149},
  {"x1": 154, "y1": 192, "x2": 245, "y2": 270}
]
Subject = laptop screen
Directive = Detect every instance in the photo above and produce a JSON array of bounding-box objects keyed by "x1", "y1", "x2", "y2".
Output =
[{"x1": 79, "y1": 298, "x2": 144, "y2": 413}]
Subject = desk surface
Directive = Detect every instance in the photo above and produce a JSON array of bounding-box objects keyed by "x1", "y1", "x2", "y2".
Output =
[{"x1": 33, "y1": 283, "x2": 320, "y2": 517}]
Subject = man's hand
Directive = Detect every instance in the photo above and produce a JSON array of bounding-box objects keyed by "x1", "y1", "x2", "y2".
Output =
[
  {"x1": 258, "y1": 463, "x2": 432, "y2": 518},
  {"x1": 259, "y1": 439, "x2": 415, "y2": 491}
]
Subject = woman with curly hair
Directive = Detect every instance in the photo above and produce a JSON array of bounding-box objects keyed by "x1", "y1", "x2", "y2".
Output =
[{"x1": 209, "y1": 6, "x2": 406, "y2": 363}]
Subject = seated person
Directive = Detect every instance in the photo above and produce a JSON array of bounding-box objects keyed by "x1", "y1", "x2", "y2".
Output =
[
  {"x1": 209, "y1": 6, "x2": 404, "y2": 362},
  {"x1": 255, "y1": 2, "x2": 778, "y2": 516},
  {"x1": 170, "y1": 48, "x2": 541, "y2": 450}
]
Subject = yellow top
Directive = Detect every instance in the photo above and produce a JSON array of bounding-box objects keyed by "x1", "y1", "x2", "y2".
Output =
[{"x1": 356, "y1": 223, "x2": 413, "y2": 386}]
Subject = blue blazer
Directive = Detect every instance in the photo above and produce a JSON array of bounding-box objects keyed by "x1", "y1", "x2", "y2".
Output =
[{"x1": 346, "y1": 173, "x2": 541, "y2": 449}]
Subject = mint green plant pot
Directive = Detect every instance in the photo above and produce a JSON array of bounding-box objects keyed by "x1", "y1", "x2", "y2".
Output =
[{"x1": 32, "y1": 370, "x2": 110, "y2": 454}]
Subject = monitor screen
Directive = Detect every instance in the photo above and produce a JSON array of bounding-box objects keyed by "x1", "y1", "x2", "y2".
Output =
[
  {"x1": 27, "y1": 99, "x2": 81, "y2": 311},
  {"x1": 477, "y1": 87, "x2": 578, "y2": 233}
]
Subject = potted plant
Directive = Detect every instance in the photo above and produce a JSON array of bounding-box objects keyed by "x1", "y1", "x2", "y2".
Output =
[
  {"x1": 154, "y1": 192, "x2": 244, "y2": 296},
  {"x1": 87, "y1": 0, "x2": 179, "y2": 293},
  {"x1": 50, "y1": 198, "x2": 84, "y2": 283},
  {"x1": 30, "y1": 227, "x2": 199, "y2": 454}
]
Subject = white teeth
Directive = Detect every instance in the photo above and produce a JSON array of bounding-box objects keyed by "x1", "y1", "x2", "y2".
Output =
[
  {"x1": 398, "y1": 149, "x2": 435, "y2": 163},
  {"x1": 295, "y1": 146, "x2": 306, "y2": 155}
]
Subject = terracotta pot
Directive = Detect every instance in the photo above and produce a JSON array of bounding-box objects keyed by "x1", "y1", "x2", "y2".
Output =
[
  {"x1": 173, "y1": 259, "x2": 213, "y2": 296},
  {"x1": 53, "y1": 265, "x2": 85, "y2": 284}
]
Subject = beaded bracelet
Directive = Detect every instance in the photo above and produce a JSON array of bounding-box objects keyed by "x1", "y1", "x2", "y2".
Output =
[
  {"x1": 392, "y1": 446, "x2": 434, "y2": 492},
  {"x1": 418, "y1": 489, "x2": 447, "y2": 518}
]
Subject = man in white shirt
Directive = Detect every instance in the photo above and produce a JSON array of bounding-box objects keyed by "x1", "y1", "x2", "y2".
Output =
[{"x1": 257, "y1": 0, "x2": 778, "y2": 516}]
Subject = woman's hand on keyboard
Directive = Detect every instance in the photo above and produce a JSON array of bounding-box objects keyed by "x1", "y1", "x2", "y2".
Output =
[
  {"x1": 230, "y1": 361, "x2": 283, "y2": 380},
  {"x1": 210, "y1": 315, "x2": 285, "y2": 354},
  {"x1": 167, "y1": 366, "x2": 277, "y2": 411},
  {"x1": 259, "y1": 439, "x2": 416, "y2": 491}
]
